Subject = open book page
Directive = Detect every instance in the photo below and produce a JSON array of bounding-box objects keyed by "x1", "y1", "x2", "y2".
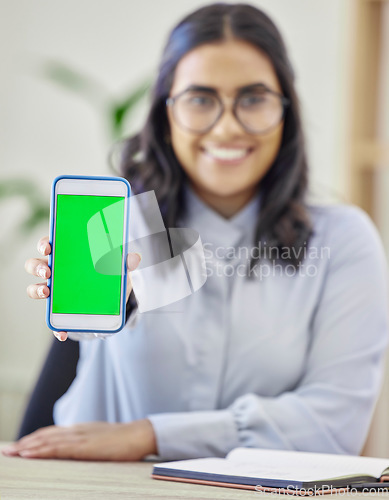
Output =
[
  {"x1": 223, "y1": 448, "x2": 389, "y2": 482},
  {"x1": 154, "y1": 448, "x2": 389, "y2": 484}
]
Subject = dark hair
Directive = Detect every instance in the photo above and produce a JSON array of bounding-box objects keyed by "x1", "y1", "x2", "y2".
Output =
[{"x1": 120, "y1": 2, "x2": 312, "y2": 270}]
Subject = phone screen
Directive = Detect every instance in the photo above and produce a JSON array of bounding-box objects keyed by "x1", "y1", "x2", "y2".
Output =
[{"x1": 52, "y1": 194, "x2": 125, "y2": 315}]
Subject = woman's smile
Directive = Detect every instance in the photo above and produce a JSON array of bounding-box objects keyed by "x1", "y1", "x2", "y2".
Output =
[{"x1": 200, "y1": 144, "x2": 254, "y2": 164}]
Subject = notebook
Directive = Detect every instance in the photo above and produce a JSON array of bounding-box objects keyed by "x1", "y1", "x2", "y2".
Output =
[{"x1": 152, "y1": 447, "x2": 389, "y2": 495}]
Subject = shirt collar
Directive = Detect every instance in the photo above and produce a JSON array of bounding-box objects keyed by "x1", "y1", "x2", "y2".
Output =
[{"x1": 182, "y1": 183, "x2": 260, "y2": 249}]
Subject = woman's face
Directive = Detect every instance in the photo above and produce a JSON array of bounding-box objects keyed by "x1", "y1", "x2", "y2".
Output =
[{"x1": 167, "y1": 39, "x2": 285, "y2": 217}]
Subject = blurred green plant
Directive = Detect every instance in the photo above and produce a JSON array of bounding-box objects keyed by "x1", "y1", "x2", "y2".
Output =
[
  {"x1": 43, "y1": 61, "x2": 151, "y2": 140},
  {"x1": 1, "y1": 61, "x2": 151, "y2": 238}
]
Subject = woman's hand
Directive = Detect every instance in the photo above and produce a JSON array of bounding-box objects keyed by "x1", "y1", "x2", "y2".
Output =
[
  {"x1": 2, "y1": 420, "x2": 157, "y2": 461},
  {"x1": 25, "y1": 236, "x2": 141, "y2": 342}
]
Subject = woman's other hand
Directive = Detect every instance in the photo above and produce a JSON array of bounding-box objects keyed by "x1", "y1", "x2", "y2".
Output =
[
  {"x1": 1, "y1": 419, "x2": 157, "y2": 461},
  {"x1": 25, "y1": 236, "x2": 141, "y2": 342}
]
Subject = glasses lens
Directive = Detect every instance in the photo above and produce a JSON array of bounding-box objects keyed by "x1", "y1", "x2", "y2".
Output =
[
  {"x1": 236, "y1": 88, "x2": 284, "y2": 133},
  {"x1": 173, "y1": 91, "x2": 221, "y2": 132}
]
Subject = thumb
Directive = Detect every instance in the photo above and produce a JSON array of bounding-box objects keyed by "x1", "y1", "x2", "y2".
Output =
[{"x1": 127, "y1": 252, "x2": 141, "y2": 272}]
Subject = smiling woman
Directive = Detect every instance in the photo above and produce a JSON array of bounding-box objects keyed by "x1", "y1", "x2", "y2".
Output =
[
  {"x1": 166, "y1": 40, "x2": 286, "y2": 218},
  {"x1": 6, "y1": 3, "x2": 388, "y2": 463},
  {"x1": 123, "y1": 4, "x2": 311, "y2": 262}
]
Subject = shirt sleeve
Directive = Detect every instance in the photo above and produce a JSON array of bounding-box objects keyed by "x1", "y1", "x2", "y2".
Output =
[{"x1": 148, "y1": 207, "x2": 389, "y2": 460}]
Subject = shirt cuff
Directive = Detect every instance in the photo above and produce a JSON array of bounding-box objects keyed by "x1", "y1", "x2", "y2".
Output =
[{"x1": 147, "y1": 409, "x2": 240, "y2": 460}]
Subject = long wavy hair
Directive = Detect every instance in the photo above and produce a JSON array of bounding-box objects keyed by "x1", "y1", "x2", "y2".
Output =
[{"x1": 120, "y1": 3, "x2": 312, "y2": 270}]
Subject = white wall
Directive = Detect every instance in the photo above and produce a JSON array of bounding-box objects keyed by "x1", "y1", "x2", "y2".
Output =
[
  {"x1": 0, "y1": 0, "x2": 357, "y2": 439},
  {"x1": 376, "y1": 2, "x2": 389, "y2": 248}
]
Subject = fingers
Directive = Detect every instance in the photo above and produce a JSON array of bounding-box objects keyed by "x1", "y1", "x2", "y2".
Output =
[
  {"x1": 2, "y1": 426, "x2": 57, "y2": 456},
  {"x1": 25, "y1": 236, "x2": 51, "y2": 281},
  {"x1": 22, "y1": 236, "x2": 67, "y2": 343},
  {"x1": 1, "y1": 446, "x2": 19, "y2": 457},
  {"x1": 53, "y1": 331, "x2": 68, "y2": 342},
  {"x1": 1, "y1": 421, "x2": 150, "y2": 461},
  {"x1": 26, "y1": 283, "x2": 50, "y2": 300},
  {"x1": 24, "y1": 257, "x2": 50, "y2": 280},
  {"x1": 2, "y1": 426, "x2": 82, "y2": 459},
  {"x1": 1, "y1": 424, "x2": 108, "y2": 460},
  {"x1": 126, "y1": 253, "x2": 141, "y2": 302},
  {"x1": 15, "y1": 445, "x2": 66, "y2": 459},
  {"x1": 37, "y1": 236, "x2": 51, "y2": 256},
  {"x1": 25, "y1": 238, "x2": 51, "y2": 300},
  {"x1": 25, "y1": 237, "x2": 51, "y2": 300},
  {"x1": 127, "y1": 252, "x2": 141, "y2": 272},
  {"x1": 13, "y1": 441, "x2": 87, "y2": 460}
]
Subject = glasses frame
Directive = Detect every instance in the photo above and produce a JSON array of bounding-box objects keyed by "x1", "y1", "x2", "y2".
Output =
[{"x1": 166, "y1": 84, "x2": 290, "y2": 135}]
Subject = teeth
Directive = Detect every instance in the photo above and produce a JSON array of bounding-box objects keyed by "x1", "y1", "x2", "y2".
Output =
[{"x1": 206, "y1": 148, "x2": 249, "y2": 160}]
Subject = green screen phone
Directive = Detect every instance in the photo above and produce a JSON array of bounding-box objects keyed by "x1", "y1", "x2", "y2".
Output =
[{"x1": 47, "y1": 176, "x2": 130, "y2": 333}]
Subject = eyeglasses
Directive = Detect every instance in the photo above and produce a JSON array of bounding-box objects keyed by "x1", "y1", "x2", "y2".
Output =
[{"x1": 166, "y1": 83, "x2": 290, "y2": 135}]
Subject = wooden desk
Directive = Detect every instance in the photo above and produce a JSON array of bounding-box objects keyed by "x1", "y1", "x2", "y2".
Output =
[
  {"x1": 0, "y1": 443, "x2": 253, "y2": 500},
  {"x1": 0, "y1": 443, "x2": 383, "y2": 499}
]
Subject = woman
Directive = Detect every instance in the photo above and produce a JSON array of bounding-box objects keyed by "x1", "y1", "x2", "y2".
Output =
[{"x1": 4, "y1": 3, "x2": 388, "y2": 461}]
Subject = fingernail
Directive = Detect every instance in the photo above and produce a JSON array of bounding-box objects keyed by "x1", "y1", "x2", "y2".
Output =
[
  {"x1": 37, "y1": 286, "x2": 46, "y2": 298},
  {"x1": 55, "y1": 332, "x2": 67, "y2": 342},
  {"x1": 38, "y1": 266, "x2": 46, "y2": 279},
  {"x1": 38, "y1": 244, "x2": 46, "y2": 255}
]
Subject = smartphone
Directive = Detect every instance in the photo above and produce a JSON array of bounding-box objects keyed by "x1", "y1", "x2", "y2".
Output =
[{"x1": 46, "y1": 175, "x2": 130, "y2": 333}]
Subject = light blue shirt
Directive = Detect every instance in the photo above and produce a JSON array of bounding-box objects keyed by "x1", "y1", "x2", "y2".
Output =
[{"x1": 54, "y1": 188, "x2": 389, "y2": 460}]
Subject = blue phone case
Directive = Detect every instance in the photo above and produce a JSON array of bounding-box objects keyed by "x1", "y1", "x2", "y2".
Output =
[{"x1": 46, "y1": 174, "x2": 131, "y2": 334}]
